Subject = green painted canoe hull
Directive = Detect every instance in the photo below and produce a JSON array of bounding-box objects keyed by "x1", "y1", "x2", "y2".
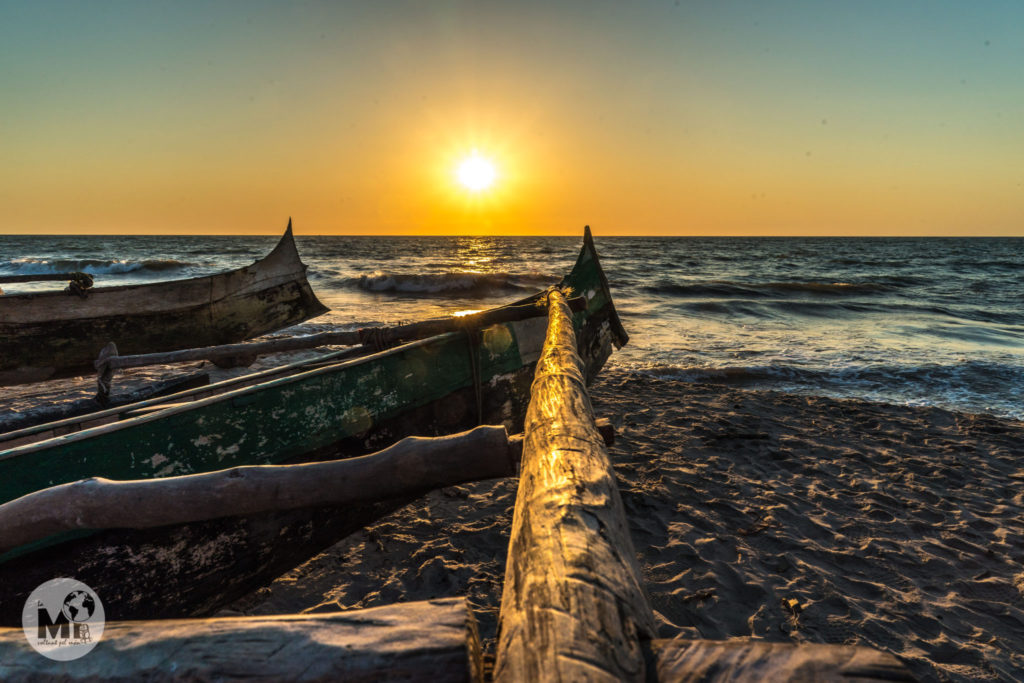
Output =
[{"x1": 0, "y1": 227, "x2": 626, "y2": 624}]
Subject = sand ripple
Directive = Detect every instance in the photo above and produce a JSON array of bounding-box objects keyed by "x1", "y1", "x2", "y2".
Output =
[{"x1": 233, "y1": 367, "x2": 1024, "y2": 682}]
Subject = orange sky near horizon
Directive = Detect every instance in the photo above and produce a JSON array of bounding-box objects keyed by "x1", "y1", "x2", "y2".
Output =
[{"x1": 2, "y1": 2, "x2": 1022, "y2": 236}]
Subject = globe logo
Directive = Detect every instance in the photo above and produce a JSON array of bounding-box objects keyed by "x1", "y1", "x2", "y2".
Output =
[
  {"x1": 61, "y1": 591, "x2": 96, "y2": 623},
  {"x1": 22, "y1": 578, "x2": 105, "y2": 661}
]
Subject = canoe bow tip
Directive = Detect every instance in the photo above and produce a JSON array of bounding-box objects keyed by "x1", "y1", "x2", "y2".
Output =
[{"x1": 273, "y1": 218, "x2": 300, "y2": 255}]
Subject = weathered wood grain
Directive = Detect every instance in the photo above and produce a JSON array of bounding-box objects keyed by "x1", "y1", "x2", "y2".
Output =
[
  {"x1": 645, "y1": 638, "x2": 913, "y2": 682},
  {"x1": 0, "y1": 425, "x2": 517, "y2": 553},
  {"x1": 494, "y1": 289, "x2": 655, "y2": 682},
  {"x1": 0, "y1": 598, "x2": 483, "y2": 682}
]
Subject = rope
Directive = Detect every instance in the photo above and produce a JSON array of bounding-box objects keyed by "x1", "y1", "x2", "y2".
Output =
[
  {"x1": 64, "y1": 272, "x2": 94, "y2": 299},
  {"x1": 357, "y1": 327, "x2": 389, "y2": 352}
]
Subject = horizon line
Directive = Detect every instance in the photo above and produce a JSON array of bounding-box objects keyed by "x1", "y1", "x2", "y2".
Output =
[{"x1": 2, "y1": 232, "x2": 1023, "y2": 239}]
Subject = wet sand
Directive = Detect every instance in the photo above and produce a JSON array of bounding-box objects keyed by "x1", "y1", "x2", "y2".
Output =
[{"x1": 227, "y1": 367, "x2": 1024, "y2": 682}]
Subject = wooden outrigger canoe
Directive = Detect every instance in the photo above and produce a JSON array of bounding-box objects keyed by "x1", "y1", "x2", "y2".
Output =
[
  {"x1": 0, "y1": 227, "x2": 627, "y2": 625},
  {"x1": 0, "y1": 221, "x2": 328, "y2": 386}
]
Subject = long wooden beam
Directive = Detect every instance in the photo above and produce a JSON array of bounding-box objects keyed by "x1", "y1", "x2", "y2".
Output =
[
  {"x1": 0, "y1": 598, "x2": 483, "y2": 682},
  {"x1": 0, "y1": 425, "x2": 517, "y2": 554},
  {"x1": 0, "y1": 272, "x2": 86, "y2": 284},
  {"x1": 494, "y1": 290, "x2": 656, "y2": 681},
  {"x1": 96, "y1": 298, "x2": 584, "y2": 374}
]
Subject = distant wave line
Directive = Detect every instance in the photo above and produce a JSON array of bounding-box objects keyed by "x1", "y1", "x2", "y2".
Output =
[
  {"x1": 1, "y1": 257, "x2": 196, "y2": 276},
  {"x1": 642, "y1": 280, "x2": 897, "y2": 298},
  {"x1": 336, "y1": 270, "x2": 557, "y2": 297}
]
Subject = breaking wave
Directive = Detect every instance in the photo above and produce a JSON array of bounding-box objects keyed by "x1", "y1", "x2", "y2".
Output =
[
  {"x1": 634, "y1": 361, "x2": 1024, "y2": 419},
  {"x1": 2, "y1": 257, "x2": 192, "y2": 276},
  {"x1": 642, "y1": 280, "x2": 895, "y2": 298}
]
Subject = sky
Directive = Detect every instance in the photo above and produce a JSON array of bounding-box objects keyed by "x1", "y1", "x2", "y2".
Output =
[{"x1": 2, "y1": 1, "x2": 1022, "y2": 236}]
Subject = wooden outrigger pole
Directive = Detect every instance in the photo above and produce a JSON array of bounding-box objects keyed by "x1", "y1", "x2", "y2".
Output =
[
  {"x1": 0, "y1": 425, "x2": 518, "y2": 554},
  {"x1": 492, "y1": 289, "x2": 913, "y2": 682},
  {"x1": 0, "y1": 272, "x2": 92, "y2": 285},
  {"x1": 92, "y1": 297, "x2": 587, "y2": 402},
  {"x1": 494, "y1": 289, "x2": 656, "y2": 681}
]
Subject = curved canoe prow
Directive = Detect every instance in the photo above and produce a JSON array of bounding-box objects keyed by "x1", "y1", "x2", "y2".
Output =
[
  {"x1": 266, "y1": 217, "x2": 300, "y2": 263},
  {"x1": 573, "y1": 225, "x2": 628, "y2": 348},
  {"x1": 551, "y1": 225, "x2": 628, "y2": 383},
  {"x1": 0, "y1": 220, "x2": 328, "y2": 385},
  {"x1": 258, "y1": 218, "x2": 329, "y2": 318}
]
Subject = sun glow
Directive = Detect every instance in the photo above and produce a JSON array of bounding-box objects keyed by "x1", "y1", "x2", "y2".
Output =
[{"x1": 456, "y1": 153, "x2": 497, "y2": 191}]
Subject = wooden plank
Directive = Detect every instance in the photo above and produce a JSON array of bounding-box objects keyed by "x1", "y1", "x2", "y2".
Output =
[
  {"x1": 645, "y1": 638, "x2": 913, "y2": 682},
  {"x1": 0, "y1": 598, "x2": 483, "y2": 682},
  {"x1": 494, "y1": 290, "x2": 655, "y2": 682},
  {"x1": 0, "y1": 425, "x2": 517, "y2": 554}
]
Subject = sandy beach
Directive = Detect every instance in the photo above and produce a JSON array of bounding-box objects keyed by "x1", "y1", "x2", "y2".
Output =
[
  {"x1": 3, "y1": 353, "x2": 1022, "y2": 681},
  {"x1": 222, "y1": 366, "x2": 1024, "y2": 682}
]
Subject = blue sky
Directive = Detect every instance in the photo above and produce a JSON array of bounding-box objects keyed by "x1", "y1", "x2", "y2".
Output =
[{"x1": 2, "y1": 1, "x2": 1021, "y2": 234}]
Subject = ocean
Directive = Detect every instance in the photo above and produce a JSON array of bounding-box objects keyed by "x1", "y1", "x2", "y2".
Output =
[{"x1": 2, "y1": 233, "x2": 1022, "y2": 420}]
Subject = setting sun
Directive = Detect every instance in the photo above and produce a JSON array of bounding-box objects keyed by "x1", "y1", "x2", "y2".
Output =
[{"x1": 456, "y1": 153, "x2": 497, "y2": 191}]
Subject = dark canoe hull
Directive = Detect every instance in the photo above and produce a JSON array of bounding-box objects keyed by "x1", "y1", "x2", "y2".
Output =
[
  {"x1": 0, "y1": 387, "x2": 499, "y2": 624},
  {"x1": 0, "y1": 227, "x2": 626, "y2": 625},
  {"x1": 0, "y1": 223, "x2": 328, "y2": 386}
]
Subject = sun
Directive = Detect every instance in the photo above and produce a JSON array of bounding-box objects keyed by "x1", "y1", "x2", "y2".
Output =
[{"x1": 456, "y1": 153, "x2": 497, "y2": 191}]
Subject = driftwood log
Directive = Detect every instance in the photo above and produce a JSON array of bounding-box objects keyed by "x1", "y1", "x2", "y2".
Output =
[
  {"x1": 645, "y1": 638, "x2": 913, "y2": 682},
  {"x1": 0, "y1": 598, "x2": 483, "y2": 682},
  {"x1": 494, "y1": 290, "x2": 656, "y2": 681},
  {"x1": 0, "y1": 425, "x2": 517, "y2": 554}
]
